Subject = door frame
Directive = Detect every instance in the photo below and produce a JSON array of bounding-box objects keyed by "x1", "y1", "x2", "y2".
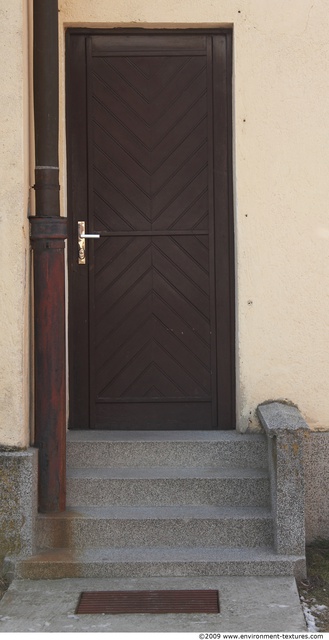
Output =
[{"x1": 66, "y1": 28, "x2": 235, "y2": 429}]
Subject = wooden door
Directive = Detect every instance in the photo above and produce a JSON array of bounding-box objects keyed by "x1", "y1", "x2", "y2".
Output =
[{"x1": 66, "y1": 31, "x2": 234, "y2": 430}]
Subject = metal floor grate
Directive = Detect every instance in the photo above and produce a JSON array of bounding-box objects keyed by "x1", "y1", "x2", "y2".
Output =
[{"x1": 75, "y1": 589, "x2": 220, "y2": 614}]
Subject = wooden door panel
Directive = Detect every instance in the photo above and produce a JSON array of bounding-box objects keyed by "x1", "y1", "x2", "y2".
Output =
[
  {"x1": 92, "y1": 102, "x2": 151, "y2": 173},
  {"x1": 152, "y1": 148, "x2": 208, "y2": 221},
  {"x1": 152, "y1": 243, "x2": 209, "y2": 318},
  {"x1": 93, "y1": 128, "x2": 150, "y2": 193},
  {"x1": 93, "y1": 148, "x2": 150, "y2": 215},
  {"x1": 93, "y1": 172, "x2": 149, "y2": 231},
  {"x1": 151, "y1": 122, "x2": 207, "y2": 194},
  {"x1": 67, "y1": 30, "x2": 234, "y2": 429},
  {"x1": 152, "y1": 293, "x2": 210, "y2": 366},
  {"x1": 94, "y1": 237, "x2": 211, "y2": 396},
  {"x1": 151, "y1": 99, "x2": 208, "y2": 173},
  {"x1": 152, "y1": 269, "x2": 210, "y2": 343}
]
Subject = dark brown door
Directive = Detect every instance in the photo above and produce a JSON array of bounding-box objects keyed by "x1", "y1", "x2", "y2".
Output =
[{"x1": 67, "y1": 30, "x2": 234, "y2": 430}]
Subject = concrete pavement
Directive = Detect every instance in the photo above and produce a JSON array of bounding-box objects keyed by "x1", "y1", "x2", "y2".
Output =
[{"x1": 0, "y1": 575, "x2": 306, "y2": 632}]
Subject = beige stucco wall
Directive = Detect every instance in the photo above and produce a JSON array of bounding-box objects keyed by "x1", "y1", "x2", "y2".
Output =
[
  {"x1": 1, "y1": 1, "x2": 328, "y2": 446},
  {"x1": 58, "y1": 0, "x2": 329, "y2": 432},
  {"x1": 0, "y1": 0, "x2": 30, "y2": 447}
]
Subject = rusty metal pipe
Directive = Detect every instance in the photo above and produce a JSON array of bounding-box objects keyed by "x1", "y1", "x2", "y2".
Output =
[{"x1": 31, "y1": 0, "x2": 66, "y2": 512}]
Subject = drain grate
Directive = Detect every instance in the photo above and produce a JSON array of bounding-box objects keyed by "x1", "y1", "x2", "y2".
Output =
[{"x1": 76, "y1": 589, "x2": 220, "y2": 614}]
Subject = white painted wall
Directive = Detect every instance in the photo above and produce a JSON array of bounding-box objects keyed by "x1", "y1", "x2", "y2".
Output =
[
  {"x1": 0, "y1": 0, "x2": 30, "y2": 447},
  {"x1": 58, "y1": 0, "x2": 329, "y2": 431}
]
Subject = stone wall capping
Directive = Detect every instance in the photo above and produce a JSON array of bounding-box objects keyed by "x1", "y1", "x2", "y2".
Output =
[
  {"x1": 257, "y1": 401, "x2": 309, "y2": 559},
  {"x1": 258, "y1": 401, "x2": 310, "y2": 437}
]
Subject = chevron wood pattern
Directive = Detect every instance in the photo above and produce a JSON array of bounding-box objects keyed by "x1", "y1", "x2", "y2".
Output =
[
  {"x1": 67, "y1": 32, "x2": 234, "y2": 429},
  {"x1": 87, "y1": 49, "x2": 214, "y2": 428}
]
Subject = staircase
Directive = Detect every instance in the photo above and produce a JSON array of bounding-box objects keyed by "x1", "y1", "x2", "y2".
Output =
[{"x1": 14, "y1": 431, "x2": 304, "y2": 579}]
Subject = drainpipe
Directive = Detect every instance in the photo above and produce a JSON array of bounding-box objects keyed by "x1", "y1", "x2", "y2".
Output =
[{"x1": 30, "y1": 0, "x2": 66, "y2": 512}]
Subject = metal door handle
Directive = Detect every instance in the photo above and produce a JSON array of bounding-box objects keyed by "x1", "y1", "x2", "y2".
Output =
[
  {"x1": 81, "y1": 233, "x2": 101, "y2": 238},
  {"x1": 78, "y1": 221, "x2": 100, "y2": 265}
]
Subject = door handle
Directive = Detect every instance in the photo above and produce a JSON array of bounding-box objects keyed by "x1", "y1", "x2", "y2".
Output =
[{"x1": 78, "y1": 221, "x2": 100, "y2": 265}]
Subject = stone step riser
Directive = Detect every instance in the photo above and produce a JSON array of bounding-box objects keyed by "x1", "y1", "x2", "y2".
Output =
[
  {"x1": 67, "y1": 439, "x2": 268, "y2": 469},
  {"x1": 9, "y1": 429, "x2": 307, "y2": 583},
  {"x1": 66, "y1": 477, "x2": 270, "y2": 507},
  {"x1": 36, "y1": 516, "x2": 273, "y2": 550},
  {"x1": 14, "y1": 558, "x2": 303, "y2": 581}
]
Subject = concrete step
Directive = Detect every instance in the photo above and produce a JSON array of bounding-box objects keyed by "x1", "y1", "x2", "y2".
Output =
[
  {"x1": 67, "y1": 430, "x2": 268, "y2": 469},
  {"x1": 66, "y1": 466, "x2": 270, "y2": 507},
  {"x1": 36, "y1": 506, "x2": 273, "y2": 549},
  {"x1": 11, "y1": 431, "x2": 280, "y2": 581},
  {"x1": 12, "y1": 546, "x2": 306, "y2": 580}
]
